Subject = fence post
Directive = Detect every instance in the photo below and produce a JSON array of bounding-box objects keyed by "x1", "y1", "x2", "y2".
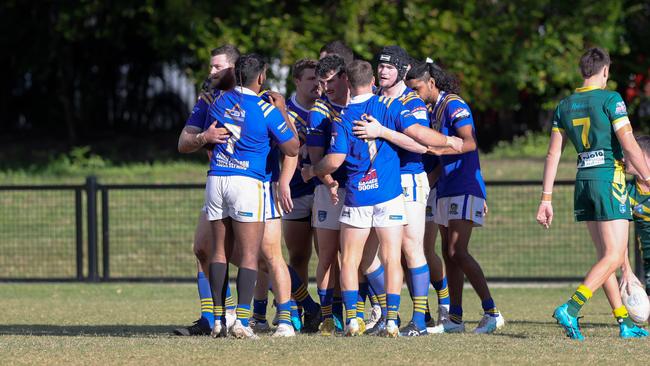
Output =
[
  {"x1": 101, "y1": 187, "x2": 110, "y2": 281},
  {"x1": 86, "y1": 176, "x2": 99, "y2": 282},
  {"x1": 75, "y1": 188, "x2": 84, "y2": 281}
]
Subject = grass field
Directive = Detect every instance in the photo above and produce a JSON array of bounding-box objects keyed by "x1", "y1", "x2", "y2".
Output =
[{"x1": 1, "y1": 283, "x2": 649, "y2": 365}]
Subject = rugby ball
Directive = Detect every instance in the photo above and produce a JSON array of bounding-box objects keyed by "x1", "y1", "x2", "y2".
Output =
[{"x1": 620, "y1": 277, "x2": 650, "y2": 324}]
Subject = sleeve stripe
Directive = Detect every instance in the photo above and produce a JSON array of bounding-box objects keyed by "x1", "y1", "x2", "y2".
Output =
[
  {"x1": 551, "y1": 127, "x2": 564, "y2": 133},
  {"x1": 263, "y1": 104, "x2": 276, "y2": 117},
  {"x1": 612, "y1": 116, "x2": 630, "y2": 131}
]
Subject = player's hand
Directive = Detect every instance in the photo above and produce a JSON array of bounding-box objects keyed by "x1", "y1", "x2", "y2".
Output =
[
  {"x1": 352, "y1": 115, "x2": 383, "y2": 139},
  {"x1": 446, "y1": 136, "x2": 464, "y2": 152},
  {"x1": 203, "y1": 122, "x2": 230, "y2": 144},
  {"x1": 328, "y1": 181, "x2": 339, "y2": 205},
  {"x1": 427, "y1": 146, "x2": 445, "y2": 155},
  {"x1": 620, "y1": 268, "x2": 644, "y2": 298},
  {"x1": 277, "y1": 182, "x2": 293, "y2": 214},
  {"x1": 267, "y1": 91, "x2": 286, "y2": 110},
  {"x1": 483, "y1": 201, "x2": 489, "y2": 216},
  {"x1": 301, "y1": 164, "x2": 314, "y2": 183},
  {"x1": 536, "y1": 201, "x2": 553, "y2": 229}
]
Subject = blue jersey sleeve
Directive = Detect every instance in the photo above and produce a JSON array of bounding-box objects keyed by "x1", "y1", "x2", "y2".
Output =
[
  {"x1": 186, "y1": 93, "x2": 212, "y2": 129},
  {"x1": 328, "y1": 117, "x2": 349, "y2": 155},
  {"x1": 389, "y1": 100, "x2": 420, "y2": 132},
  {"x1": 445, "y1": 99, "x2": 473, "y2": 129},
  {"x1": 307, "y1": 107, "x2": 330, "y2": 148},
  {"x1": 266, "y1": 107, "x2": 295, "y2": 144},
  {"x1": 403, "y1": 95, "x2": 429, "y2": 125}
]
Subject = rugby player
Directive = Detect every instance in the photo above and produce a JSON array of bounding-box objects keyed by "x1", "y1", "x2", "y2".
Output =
[
  {"x1": 537, "y1": 47, "x2": 649, "y2": 339},
  {"x1": 306, "y1": 54, "x2": 350, "y2": 335},
  {"x1": 205, "y1": 54, "x2": 299, "y2": 339},
  {"x1": 374, "y1": 45, "x2": 442, "y2": 336},
  {"x1": 174, "y1": 45, "x2": 239, "y2": 336},
  {"x1": 357, "y1": 57, "x2": 499, "y2": 334}
]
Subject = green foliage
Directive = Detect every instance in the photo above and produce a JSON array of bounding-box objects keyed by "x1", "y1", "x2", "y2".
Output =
[{"x1": 45, "y1": 146, "x2": 110, "y2": 176}]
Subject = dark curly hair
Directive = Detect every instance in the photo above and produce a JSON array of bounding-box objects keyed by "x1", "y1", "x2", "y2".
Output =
[{"x1": 406, "y1": 59, "x2": 460, "y2": 95}]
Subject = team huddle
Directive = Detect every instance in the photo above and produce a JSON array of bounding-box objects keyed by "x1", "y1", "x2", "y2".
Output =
[{"x1": 175, "y1": 41, "x2": 649, "y2": 340}]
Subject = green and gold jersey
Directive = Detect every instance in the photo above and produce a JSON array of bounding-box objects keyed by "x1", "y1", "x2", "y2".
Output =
[
  {"x1": 628, "y1": 181, "x2": 650, "y2": 253},
  {"x1": 552, "y1": 86, "x2": 630, "y2": 184}
]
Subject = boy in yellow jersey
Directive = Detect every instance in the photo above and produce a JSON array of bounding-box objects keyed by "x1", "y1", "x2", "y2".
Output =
[{"x1": 537, "y1": 47, "x2": 650, "y2": 340}]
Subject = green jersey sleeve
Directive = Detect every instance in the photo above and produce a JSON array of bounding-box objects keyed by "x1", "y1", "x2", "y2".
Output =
[
  {"x1": 551, "y1": 105, "x2": 563, "y2": 133},
  {"x1": 604, "y1": 92, "x2": 630, "y2": 130}
]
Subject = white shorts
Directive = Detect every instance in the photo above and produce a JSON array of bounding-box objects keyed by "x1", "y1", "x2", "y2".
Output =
[
  {"x1": 312, "y1": 185, "x2": 346, "y2": 230},
  {"x1": 425, "y1": 187, "x2": 437, "y2": 222},
  {"x1": 339, "y1": 194, "x2": 407, "y2": 229},
  {"x1": 282, "y1": 194, "x2": 314, "y2": 221},
  {"x1": 264, "y1": 181, "x2": 283, "y2": 221},
  {"x1": 205, "y1": 175, "x2": 265, "y2": 222},
  {"x1": 435, "y1": 194, "x2": 485, "y2": 227},
  {"x1": 401, "y1": 172, "x2": 429, "y2": 204}
]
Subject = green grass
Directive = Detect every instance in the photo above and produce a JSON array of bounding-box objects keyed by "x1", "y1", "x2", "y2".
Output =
[{"x1": 0, "y1": 283, "x2": 648, "y2": 365}]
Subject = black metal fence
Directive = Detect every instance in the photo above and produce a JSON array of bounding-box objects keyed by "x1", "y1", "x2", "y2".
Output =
[{"x1": 0, "y1": 177, "x2": 643, "y2": 282}]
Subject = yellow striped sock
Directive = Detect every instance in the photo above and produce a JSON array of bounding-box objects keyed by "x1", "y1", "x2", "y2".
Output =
[
  {"x1": 225, "y1": 295, "x2": 236, "y2": 308},
  {"x1": 413, "y1": 296, "x2": 427, "y2": 314},
  {"x1": 294, "y1": 285, "x2": 309, "y2": 302},
  {"x1": 213, "y1": 305, "x2": 224, "y2": 318},
  {"x1": 322, "y1": 305, "x2": 332, "y2": 317},
  {"x1": 576, "y1": 284, "x2": 593, "y2": 300},
  {"x1": 236, "y1": 307, "x2": 250, "y2": 320}
]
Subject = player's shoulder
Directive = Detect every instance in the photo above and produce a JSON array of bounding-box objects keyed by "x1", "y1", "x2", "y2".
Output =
[
  {"x1": 311, "y1": 97, "x2": 332, "y2": 115},
  {"x1": 253, "y1": 90, "x2": 279, "y2": 118},
  {"x1": 377, "y1": 94, "x2": 401, "y2": 110},
  {"x1": 400, "y1": 89, "x2": 426, "y2": 106}
]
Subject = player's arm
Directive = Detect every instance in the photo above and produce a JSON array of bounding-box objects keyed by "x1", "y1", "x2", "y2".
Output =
[
  {"x1": 403, "y1": 124, "x2": 462, "y2": 151},
  {"x1": 278, "y1": 153, "x2": 298, "y2": 212},
  {"x1": 427, "y1": 163, "x2": 442, "y2": 188},
  {"x1": 536, "y1": 128, "x2": 566, "y2": 229},
  {"x1": 616, "y1": 125, "x2": 650, "y2": 183},
  {"x1": 177, "y1": 123, "x2": 230, "y2": 153},
  {"x1": 352, "y1": 115, "x2": 427, "y2": 154},
  {"x1": 302, "y1": 153, "x2": 346, "y2": 181},
  {"x1": 426, "y1": 123, "x2": 476, "y2": 155}
]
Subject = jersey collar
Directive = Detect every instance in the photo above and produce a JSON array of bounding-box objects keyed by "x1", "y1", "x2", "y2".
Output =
[
  {"x1": 349, "y1": 93, "x2": 374, "y2": 104},
  {"x1": 235, "y1": 86, "x2": 258, "y2": 96},
  {"x1": 575, "y1": 85, "x2": 602, "y2": 93},
  {"x1": 290, "y1": 95, "x2": 311, "y2": 113}
]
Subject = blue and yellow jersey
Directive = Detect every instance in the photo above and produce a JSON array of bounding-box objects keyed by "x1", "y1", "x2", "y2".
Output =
[
  {"x1": 307, "y1": 95, "x2": 348, "y2": 187},
  {"x1": 258, "y1": 90, "x2": 282, "y2": 183},
  {"x1": 206, "y1": 87, "x2": 295, "y2": 181},
  {"x1": 286, "y1": 95, "x2": 315, "y2": 198},
  {"x1": 376, "y1": 85, "x2": 429, "y2": 174},
  {"x1": 430, "y1": 91, "x2": 486, "y2": 199},
  {"x1": 188, "y1": 89, "x2": 221, "y2": 129},
  {"x1": 329, "y1": 93, "x2": 418, "y2": 207}
]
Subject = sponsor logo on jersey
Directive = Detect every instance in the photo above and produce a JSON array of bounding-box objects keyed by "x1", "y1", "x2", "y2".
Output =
[
  {"x1": 215, "y1": 152, "x2": 250, "y2": 170},
  {"x1": 318, "y1": 210, "x2": 327, "y2": 222},
  {"x1": 450, "y1": 107, "x2": 470, "y2": 120},
  {"x1": 389, "y1": 215, "x2": 403, "y2": 220},
  {"x1": 237, "y1": 211, "x2": 253, "y2": 217},
  {"x1": 475, "y1": 210, "x2": 483, "y2": 218},
  {"x1": 615, "y1": 101, "x2": 627, "y2": 115},
  {"x1": 577, "y1": 150, "x2": 605, "y2": 168},
  {"x1": 635, "y1": 204, "x2": 644, "y2": 214},
  {"x1": 449, "y1": 203, "x2": 459, "y2": 215},
  {"x1": 358, "y1": 168, "x2": 379, "y2": 191},
  {"x1": 224, "y1": 104, "x2": 246, "y2": 122}
]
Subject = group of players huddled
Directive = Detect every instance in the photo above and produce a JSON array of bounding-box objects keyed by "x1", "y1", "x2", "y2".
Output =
[{"x1": 174, "y1": 40, "x2": 504, "y2": 339}]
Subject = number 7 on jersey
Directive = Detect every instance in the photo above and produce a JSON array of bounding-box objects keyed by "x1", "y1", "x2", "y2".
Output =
[{"x1": 572, "y1": 117, "x2": 591, "y2": 149}]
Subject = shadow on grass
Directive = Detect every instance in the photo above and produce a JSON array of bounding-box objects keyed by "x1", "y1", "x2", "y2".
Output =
[{"x1": 0, "y1": 324, "x2": 183, "y2": 337}]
